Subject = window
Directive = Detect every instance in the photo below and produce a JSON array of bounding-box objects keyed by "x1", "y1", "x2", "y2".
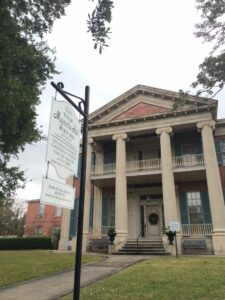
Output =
[
  {"x1": 38, "y1": 203, "x2": 45, "y2": 218},
  {"x1": 35, "y1": 226, "x2": 43, "y2": 236},
  {"x1": 220, "y1": 141, "x2": 225, "y2": 164},
  {"x1": 109, "y1": 197, "x2": 115, "y2": 227},
  {"x1": 187, "y1": 192, "x2": 204, "y2": 224},
  {"x1": 181, "y1": 144, "x2": 196, "y2": 155},
  {"x1": 53, "y1": 226, "x2": 61, "y2": 234},
  {"x1": 55, "y1": 206, "x2": 62, "y2": 217}
]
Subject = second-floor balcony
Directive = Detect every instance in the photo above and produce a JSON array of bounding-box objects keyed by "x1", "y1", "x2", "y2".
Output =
[{"x1": 91, "y1": 154, "x2": 205, "y2": 176}]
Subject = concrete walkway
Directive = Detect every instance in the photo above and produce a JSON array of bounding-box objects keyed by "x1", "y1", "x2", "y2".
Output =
[{"x1": 0, "y1": 255, "x2": 144, "y2": 300}]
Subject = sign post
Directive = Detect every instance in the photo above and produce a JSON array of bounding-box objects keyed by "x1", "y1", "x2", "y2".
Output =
[
  {"x1": 169, "y1": 221, "x2": 180, "y2": 258},
  {"x1": 51, "y1": 82, "x2": 89, "y2": 300}
]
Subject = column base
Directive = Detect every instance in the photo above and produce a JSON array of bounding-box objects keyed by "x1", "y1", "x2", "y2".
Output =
[
  {"x1": 114, "y1": 232, "x2": 128, "y2": 251},
  {"x1": 212, "y1": 230, "x2": 225, "y2": 255},
  {"x1": 82, "y1": 233, "x2": 90, "y2": 252},
  {"x1": 162, "y1": 234, "x2": 181, "y2": 256},
  {"x1": 58, "y1": 237, "x2": 70, "y2": 251},
  {"x1": 91, "y1": 228, "x2": 102, "y2": 239}
]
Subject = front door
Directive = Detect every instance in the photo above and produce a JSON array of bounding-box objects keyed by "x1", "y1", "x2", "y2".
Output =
[{"x1": 146, "y1": 205, "x2": 160, "y2": 239}]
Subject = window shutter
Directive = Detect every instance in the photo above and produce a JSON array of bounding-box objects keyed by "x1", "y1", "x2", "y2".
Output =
[
  {"x1": 102, "y1": 195, "x2": 109, "y2": 226},
  {"x1": 69, "y1": 198, "x2": 78, "y2": 238},
  {"x1": 174, "y1": 143, "x2": 181, "y2": 156},
  {"x1": 179, "y1": 192, "x2": 189, "y2": 224},
  {"x1": 201, "y1": 191, "x2": 212, "y2": 224},
  {"x1": 195, "y1": 141, "x2": 202, "y2": 154},
  {"x1": 223, "y1": 189, "x2": 225, "y2": 204},
  {"x1": 89, "y1": 197, "x2": 94, "y2": 228},
  {"x1": 215, "y1": 140, "x2": 223, "y2": 165}
]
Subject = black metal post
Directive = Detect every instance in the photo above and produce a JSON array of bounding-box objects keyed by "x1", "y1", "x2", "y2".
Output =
[
  {"x1": 175, "y1": 232, "x2": 178, "y2": 258},
  {"x1": 50, "y1": 81, "x2": 89, "y2": 300},
  {"x1": 74, "y1": 86, "x2": 89, "y2": 300}
]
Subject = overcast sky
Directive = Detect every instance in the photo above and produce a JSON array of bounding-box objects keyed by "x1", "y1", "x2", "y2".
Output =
[{"x1": 13, "y1": 0, "x2": 225, "y2": 201}]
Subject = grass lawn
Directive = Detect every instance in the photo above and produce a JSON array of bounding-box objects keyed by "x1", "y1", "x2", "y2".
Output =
[
  {"x1": 62, "y1": 256, "x2": 225, "y2": 300},
  {"x1": 0, "y1": 251, "x2": 102, "y2": 287}
]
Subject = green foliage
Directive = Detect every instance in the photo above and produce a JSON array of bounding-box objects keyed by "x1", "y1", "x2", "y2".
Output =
[
  {"x1": 0, "y1": 237, "x2": 52, "y2": 250},
  {"x1": 87, "y1": 0, "x2": 114, "y2": 54},
  {"x1": 0, "y1": 0, "x2": 71, "y2": 200},
  {"x1": 193, "y1": 0, "x2": 225, "y2": 97},
  {"x1": 173, "y1": 89, "x2": 191, "y2": 110}
]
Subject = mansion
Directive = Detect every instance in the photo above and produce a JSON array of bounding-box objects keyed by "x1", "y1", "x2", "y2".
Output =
[{"x1": 59, "y1": 85, "x2": 225, "y2": 255}]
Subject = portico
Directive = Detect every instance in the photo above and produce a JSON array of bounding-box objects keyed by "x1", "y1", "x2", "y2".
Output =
[{"x1": 59, "y1": 85, "x2": 225, "y2": 255}]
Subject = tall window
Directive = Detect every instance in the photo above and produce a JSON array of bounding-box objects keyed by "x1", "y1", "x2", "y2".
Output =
[
  {"x1": 38, "y1": 203, "x2": 45, "y2": 218},
  {"x1": 35, "y1": 226, "x2": 43, "y2": 236},
  {"x1": 55, "y1": 206, "x2": 62, "y2": 217},
  {"x1": 187, "y1": 192, "x2": 204, "y2": 224},
  {"x1": 220, "y1": 141, "x2": 225, "y2": 164},
  {"x1": 181, "y1": 144, "x2": 196, "y2": 155}
]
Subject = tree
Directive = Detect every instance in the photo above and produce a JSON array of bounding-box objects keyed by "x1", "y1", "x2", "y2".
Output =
[
  {"x1": 0, "y1": 197, "x2": 26, "y2": 236},
  {"x1": 0, "y1": 0, "x2": 113, "y2": 200},
  {"x1": 192, "y1": 0, "x2": 225, "y2": 97},
  {"x1": 0, "y1": 1, "x2": 71, "y2": 200},
  {"x1": 87, "y1": 0, "x2": 114, "y2": 54}
]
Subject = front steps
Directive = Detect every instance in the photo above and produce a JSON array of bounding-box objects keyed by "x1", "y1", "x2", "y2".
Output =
[{"x1": 117, "y1": 239, "x2": 168, "y2": 255}]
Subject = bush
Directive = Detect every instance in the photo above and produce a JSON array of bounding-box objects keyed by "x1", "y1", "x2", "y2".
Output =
[{"x1": 0, "y1": 237, "x2": 52, "y2": 250}]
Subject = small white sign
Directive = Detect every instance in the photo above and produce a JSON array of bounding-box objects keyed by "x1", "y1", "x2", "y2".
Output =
[
  {"x1": 169, "y1": 221, "x2": 180, "y2": 232},
  {"x1": 40, "y1": 177, "x2": 75, "y2": 209},
  {"x1": 46, "y1": 99, "x2": 80, "y2": 179}
]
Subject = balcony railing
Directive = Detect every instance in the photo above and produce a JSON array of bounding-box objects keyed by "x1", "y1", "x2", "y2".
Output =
[
  {"x1": 181, "y1": 224, "x2": 213, "y2": 236},
  {"x1": 91, "y1": 163, "x2": 116, "y2": 176},
  {"x1": 126, "y1": 158, "x2": 161, "y2": 172},
  {"x1": 173, "y1": 154, "x2": 204, "y2": 168},
  {"x1": 91, "y1": 154, "x2": 205, "y2": 176}
]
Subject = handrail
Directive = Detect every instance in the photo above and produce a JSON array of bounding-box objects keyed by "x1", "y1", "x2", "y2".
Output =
[{"x1": 136, "y1": 232, "x2": 142, "y2": 249}]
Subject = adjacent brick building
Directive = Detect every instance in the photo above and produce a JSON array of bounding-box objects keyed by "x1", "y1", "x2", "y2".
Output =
[{"x1": 24, "y1": 199, "x2": 62, "y2": 236}]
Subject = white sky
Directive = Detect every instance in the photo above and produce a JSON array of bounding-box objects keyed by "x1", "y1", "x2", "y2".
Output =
[{"x1": 12, "y1": 0, "x2": 225, "y2": 201}]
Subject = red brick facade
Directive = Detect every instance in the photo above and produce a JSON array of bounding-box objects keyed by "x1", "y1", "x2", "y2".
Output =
[{"x1": 24, "y1": 200, "x2": 62, "y2": 236}]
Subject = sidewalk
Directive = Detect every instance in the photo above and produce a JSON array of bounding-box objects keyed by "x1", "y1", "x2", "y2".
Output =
[{"x1": 0, "y1": 255, "x2": 144, "y2": 300}]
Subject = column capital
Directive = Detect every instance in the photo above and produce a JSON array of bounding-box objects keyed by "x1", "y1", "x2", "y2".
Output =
[
  {"x1": 93, "y1": 142, "x2": 103, "y2": 153},
  {"x1": 156, "y1": 127, "x2": 172, "y2": 135},
  {"x1": 197, "y1": 120, "x2": 215, "y2": 131},
  {"x1": 112, "y1": 133, "x2": 127, "y2": 141},
  {"x1": 88, "y1": 137, "x2": 94, "y2": 144}
]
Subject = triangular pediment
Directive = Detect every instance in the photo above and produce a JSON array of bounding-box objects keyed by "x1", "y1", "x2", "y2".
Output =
[
  {"x1": 112, "y1": 102, "x2": 170, "y2": 121},
  {"x1": 89, "y1": 85, "x2": 217, "y2": 125}
]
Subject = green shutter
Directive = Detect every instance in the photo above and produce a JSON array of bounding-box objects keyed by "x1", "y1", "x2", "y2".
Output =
[
  {"x1": 89, "y1": 197, "x2": 94, "y2": 228},
  {"x1": 102, "y1": 195, "x2": 109, "y2": 226},
  {"x1": 69, "y1": 198, "x2": 78, "y2": 238},
  {"x1": 179, "y1": 192, "x2": 189, "y2": 224},
  {"x1": 223, "y1": 189, "x2": 225, "y2": 204},
  {"x1": 201, "y1": 191, "x2": 212, "y2": 224},
  {"x1": 174, "y1": 143, "x2": 181, "y2": 156},
  {"x1": 215, "y1": 140, "x2": 223, "y2": 165},
  {"x1": 195, "y1": 141, "x2": 202, "y2": 154}
]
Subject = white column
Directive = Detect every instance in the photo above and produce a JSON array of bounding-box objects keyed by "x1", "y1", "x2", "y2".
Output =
[
  {"x1": 112, "y1": 133, "x2": 128, "y2": 244},
  {"x1": 58, "y1": 175, "x2": 74, "y2": 251},
  {"x1": 197, "y1": 120, "x2": 225, "y2": 255},
  {"x1": 156, "y1": 127, "x2": 178, "y2": 226},
  {"x1": 92, "y1": 143, "x2": 103, "y2": 238},
  {"x1": 82, "y1": 138, "x2": 93, "y2": 251}
]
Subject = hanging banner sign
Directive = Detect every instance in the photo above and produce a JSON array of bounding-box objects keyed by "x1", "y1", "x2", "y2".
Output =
[
  {"x1": 40, "y1": 177, "x2": 75, "y2": 209},
  {"x1": 46, "y1": 98, "x2": 80, "y2": 179}
]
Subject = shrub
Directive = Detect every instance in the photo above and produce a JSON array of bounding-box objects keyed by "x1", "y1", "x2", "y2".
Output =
[{"x1": 0, "y1": 237, "x2": 52, "y2": 250}]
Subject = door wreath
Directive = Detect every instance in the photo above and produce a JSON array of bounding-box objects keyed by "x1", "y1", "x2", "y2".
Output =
[{"x1": 148, "y1": 213, "x2": 159, "y2": 225}]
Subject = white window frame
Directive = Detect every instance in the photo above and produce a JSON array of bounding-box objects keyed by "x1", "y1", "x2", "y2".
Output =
[
  {"x1": 220, "y1": 141, "x2": 225, "y2": 164},
  {"x1": 186, "y1": 192, "x2": 204, "y2": 224},
  {"x1": 38, "y1": 203, "x2": 45, "y2": 218}
]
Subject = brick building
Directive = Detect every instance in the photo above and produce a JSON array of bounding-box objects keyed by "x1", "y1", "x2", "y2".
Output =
[{"x1": 24, "y1": 199, "x2": 62, "y2": 236}]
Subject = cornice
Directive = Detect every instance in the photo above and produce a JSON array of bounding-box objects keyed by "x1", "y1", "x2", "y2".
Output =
[
  {"x1": 88, "y1": 85, "x2": 217, "y2": 124},
  {"x1": 88, "y1": 103, "x2": 216, "y2": 130}
]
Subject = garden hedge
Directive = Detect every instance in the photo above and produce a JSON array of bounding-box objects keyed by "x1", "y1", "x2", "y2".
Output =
[{"x1": 0, "y1": 237, "x2": 52, "y2": 250}]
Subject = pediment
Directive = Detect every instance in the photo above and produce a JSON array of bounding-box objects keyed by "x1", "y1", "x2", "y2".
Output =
[
  {"x1": 89, "y1": 85, "x2": 217, "y2": 125},
  {"x1": 112, "y1": 102, "x2": 170, "y2": 121}
]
